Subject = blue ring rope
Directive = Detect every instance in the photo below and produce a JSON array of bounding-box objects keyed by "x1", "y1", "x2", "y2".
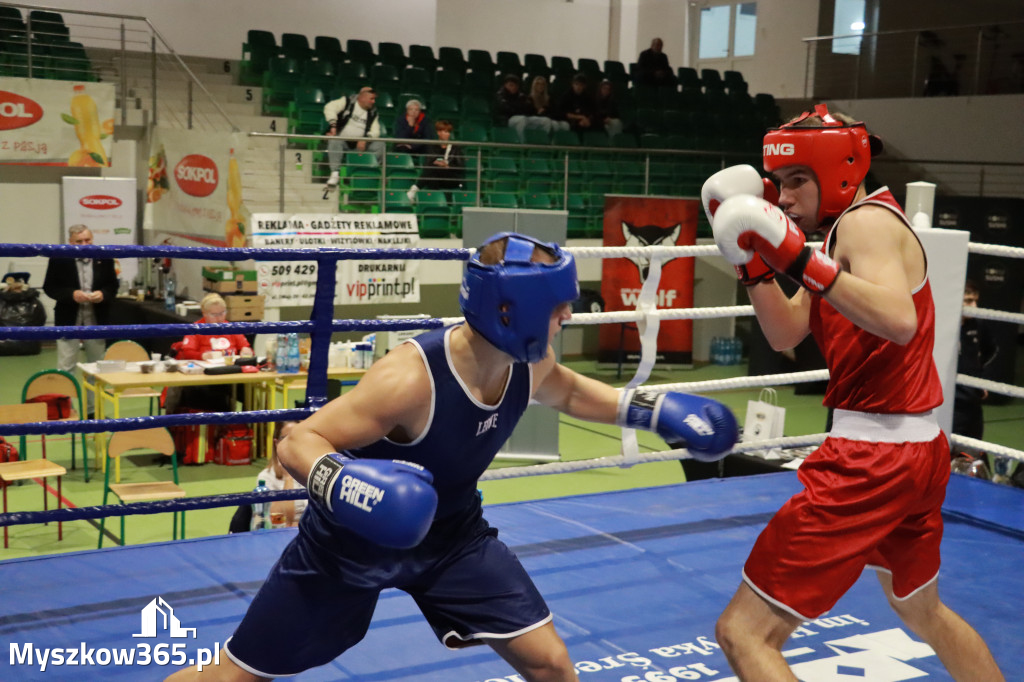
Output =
[
  {"x1": 0, "y1": 242, "x2": 472, "y2": 262},
  {"x1": 0, "y1": 489, "x2": 309, "y2": 527}
]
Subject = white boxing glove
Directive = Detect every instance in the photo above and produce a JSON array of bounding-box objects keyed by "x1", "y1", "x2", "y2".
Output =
[{"x1": 701, "y1": 165, "x2": 765, "y2": 225}]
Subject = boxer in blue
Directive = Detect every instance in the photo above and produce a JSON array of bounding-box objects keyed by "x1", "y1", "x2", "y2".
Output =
[{"x1": 166, "y1": 233, "x2": 738, "y2": 681}]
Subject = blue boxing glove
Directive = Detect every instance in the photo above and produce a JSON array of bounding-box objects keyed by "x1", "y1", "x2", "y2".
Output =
[
  {"x1": 307, "y1": 453, "x2": 438, "y2": 549},
  {"x1": 617, "y1": 388, "x2": 738, "y2": 462}
]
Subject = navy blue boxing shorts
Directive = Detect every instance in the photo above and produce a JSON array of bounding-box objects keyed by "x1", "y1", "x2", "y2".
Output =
[{"x1": 224, "y1": 504, "x2": 552, "y2": 677}]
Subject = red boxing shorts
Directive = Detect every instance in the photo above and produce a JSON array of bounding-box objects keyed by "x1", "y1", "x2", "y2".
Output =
[{"x1": 743, "y1": 412, "x2": 949, "y2": 620}]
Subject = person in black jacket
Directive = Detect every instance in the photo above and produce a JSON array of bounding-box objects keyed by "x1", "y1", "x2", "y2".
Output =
[
  {"x1": 42, "y1": 224, "x2": 119, "y2": 414},
  {"x1": 636, "y1": 37, "x2": 673, "y2": 86},
  {"x1": 952, "y1": 280, "x2": 997, "y2": 440},
  {"x1": 406, "y1": 119, "x2": 465, "y2": 203}
]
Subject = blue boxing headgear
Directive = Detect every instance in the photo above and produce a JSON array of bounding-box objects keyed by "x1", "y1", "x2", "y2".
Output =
[{"x1": 459, "y1": 232, "x2": 579, "y2": 363}]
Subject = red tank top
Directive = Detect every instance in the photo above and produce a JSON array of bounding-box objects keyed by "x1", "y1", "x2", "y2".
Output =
[{"x1": 809, "y1": 188, "x2": 944, "y2": 414}]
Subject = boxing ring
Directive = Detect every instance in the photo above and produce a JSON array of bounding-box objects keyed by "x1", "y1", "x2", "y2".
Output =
[{"x1": 2, "y1": 232, "x2": 1023, "y2": 680}]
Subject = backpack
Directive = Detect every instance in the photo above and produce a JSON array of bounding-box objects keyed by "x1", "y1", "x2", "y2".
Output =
[
  {"x1": 214, "y1": 424, "x2": 253, "y2": 466},
  {"x1": 0, "y1": 437, "x2": 19, "y2": 487}
]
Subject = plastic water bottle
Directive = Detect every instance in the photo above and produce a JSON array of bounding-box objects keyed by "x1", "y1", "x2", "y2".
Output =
[
  {"x1": 711, "y1": 337, "x2": 722, "y2": 365},
  {"x1": 164, "y1": 275, "x2": 175, "y2": 311},
  {"x1": 251, "y1": 478, "x2": 268, "y2": 531},
  {"x1": 275, "y1": 333, "x2": 287, "y2": 372},
  {"x1": 286, "y1": 333, "x2": 300, "y2": 373}
]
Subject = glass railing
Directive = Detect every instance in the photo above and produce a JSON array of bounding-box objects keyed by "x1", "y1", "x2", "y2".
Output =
[{"x1": 804, "y1": 20, "x2": 1024, "y2": 99}]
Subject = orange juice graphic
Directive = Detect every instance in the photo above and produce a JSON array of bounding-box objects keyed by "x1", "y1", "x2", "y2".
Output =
[
  {"x1": 68, "y1": 84, "x2": 108, "y2": 167},
  {"x1": 225, "y1": 147, "x2": 246, "y2": 247}
]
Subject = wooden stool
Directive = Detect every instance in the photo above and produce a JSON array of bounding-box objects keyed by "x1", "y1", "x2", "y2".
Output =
[{"x1": 0, "y1": 459, "x2": 67, "y2": 548}]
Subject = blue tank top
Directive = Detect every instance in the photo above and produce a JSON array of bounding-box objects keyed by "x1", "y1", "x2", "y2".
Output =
[{"x1": 302, "y1": 325, "x2": 532, "y2": 552}]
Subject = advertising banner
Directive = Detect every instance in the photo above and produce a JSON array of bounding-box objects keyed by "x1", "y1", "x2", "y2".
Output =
[
  {"x1": 61, "y1": 176, "x2": 139, "y2": 284},
  {"x1": 0, "y1": 77, "x2": 114, "y2": 166},
  {"x1": 146, "y1": 127, "x2": 248, "y2": 247},
  {"x1": 251, "y1": 213, "x2": 421, "y2": 306},
  {"x1": 598, "y1": 195, "x2": 699, "y2": 365}
]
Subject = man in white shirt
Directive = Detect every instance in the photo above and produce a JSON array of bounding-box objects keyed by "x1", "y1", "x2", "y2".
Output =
[{"x1": 323, "y1": 86, "x2": 384, "y2": 191}]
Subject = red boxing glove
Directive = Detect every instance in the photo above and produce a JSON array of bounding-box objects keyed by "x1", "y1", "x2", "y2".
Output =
[
  {"x1": 702, "y1": 166, "x2": 778, "y2": 287},
  {"x1": 713, "y1": 195, "x2": 840, "y2": 294},
  {"x1": 735, "y1": 254, "x2": 776, "y2": 286}
]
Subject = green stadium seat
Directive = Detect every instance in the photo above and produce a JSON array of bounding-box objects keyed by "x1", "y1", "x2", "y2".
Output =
[
  {"x1": 280, "y1": 33, "x2": 312, "y2": 61},
  {"x1": 550, "y1": 55, "x2": 574, "y2": 78},
  {"x1": 0, "y1": 6, "x2": 26, "y2": 33},
  {"x1": 459, "y1": 121, "x2": 489, "y2": 143},
  {"x1": 408, "y1": 44, "x2": 437, "y2": 71},
  {"x1": 610, "y1": 132, "x2": 638, "y2": 148},
  {"x1": 27, "y1": 10, "x2": 68, "y2": 43},
  {"x1": 678, "y1": 67, "x2": 702, "y2": 93},
  {"x1": 467, "y1": 49, "x2": 494, "y2": 76},
  {"x1": 429, "y1": 93, "x2": 460, "y2": 125},
  {"x1": 415, "y1": 190, "x2": 451, "y2": 237},
  {"x1": 495, "y1": 51, "x2": 522, "y2": 77},
  {"x1": 314, "y1": 36, "x2": 344, "y2": 64},
  {"x1": 384, "y1": 153, "x2": 417, "y2": 178},
  {"x1": 432, "y1": 68, "x2": 462, "y2": 96},
  {"x1": 262, "y1": 57, "x2": 302, "y2": 116},
  {"x1": 523, "y1": 193, "x2": 555, "y2": 210},
  {"x1": 301, "y1": 59, "x2": 335, "y2": 91},
  {"x1": 459, "y1": 94, "x2": 492, "y2": 126},
  {"x1": 371, "y1": 63, "x2": 400, "y2": 88},
  {"x1": 384, "y1": 190, "x2": 415, "y2": 213},
  {"x1": 286, "y1": 86, "x2": 326, "y2": 146},
  {"x1": 47, "y1": 40, "x2": 95, "y2": 81},
  {"x1": 486, "y1": 192, "x2": 519, "y2": 209},
  {"x1": 438, "y1": 46, "x2": 466, "y2": 74},
  {"x1": 378, "y1": 42, "x2": 406, "y2": 70},
  {"x1": 400, "y1": 67, "x2": 432, "y2": 96},
  {"x1": 346, "y1": 39, "x2": 375, "y2": 66},
  {"x1": 241, "y1": 29, "x2": 278, "y2": 85}
]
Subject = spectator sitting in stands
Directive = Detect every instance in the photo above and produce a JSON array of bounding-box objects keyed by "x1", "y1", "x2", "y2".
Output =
[
  {"x1": 323, "y1": 86, "x2": 384, "y2": 191},
  {"x1": 636, "y1": 37, "x2": 673, "y2": 87},
  {"x1": 527, "y1": 75, "x2": 570, "y2": 137},
  {"x1": 557, "y1": 73, "x2": 596, "y2": 133},
  {"x1": 393, "y1": 99, "x2": 433, "y2": 159},
  {"x1": 406, "y1": 119, "x2": 465, "y2": 203},
  {"x1": 594, "y1": 79, "x2": 624, "y2": 138},
  {"x1": 494, "y1": 73, "x2": 534, "y2": 142}
]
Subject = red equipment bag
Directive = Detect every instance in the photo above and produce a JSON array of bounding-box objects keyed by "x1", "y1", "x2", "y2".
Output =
[
  {"x1": 214, "y1": 424, "x2": 253, "y2": 466},
  {"x1": 25, "y1": 393, "x2": 73, "y2": 419}
]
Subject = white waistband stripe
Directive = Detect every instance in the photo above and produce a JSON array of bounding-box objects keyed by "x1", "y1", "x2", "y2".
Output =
[{"x1": 829, "y1": 409, "x2": 940, "y2": 443}]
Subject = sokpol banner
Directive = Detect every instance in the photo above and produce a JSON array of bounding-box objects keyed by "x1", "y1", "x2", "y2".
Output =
[
  {"x1": 0, "y1": 77, "x2": 114, "y2": 166},
  {"x1": 145, "y1": 127, "x2": 248, "y2": 247},
  {"x1": 251, "y1": 213, "x2": 421, "y2": 306},
  {"x1": 62, "y1": 176, "x2": 139, "y2": 284},
  {"x1": 598, "y1": 195, "x2": 699, "y2": 365}
]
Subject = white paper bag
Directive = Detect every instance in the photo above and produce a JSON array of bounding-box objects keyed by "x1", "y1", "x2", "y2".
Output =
[{"x1": 742, "y1": 388, "x2": 786, "y2": 457}]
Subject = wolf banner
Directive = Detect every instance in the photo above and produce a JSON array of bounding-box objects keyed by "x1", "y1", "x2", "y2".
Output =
[{"x1": 598, "y1": 195, "x2": 699, "y2": 365}]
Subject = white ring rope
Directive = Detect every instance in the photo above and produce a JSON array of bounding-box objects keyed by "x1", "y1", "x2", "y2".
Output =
[
  {"x1": 961, "y1": 306, "x2": 1024, "y2": 326},
  {"x1": 967, "y1": 242, "x2": 1024, "y2": 259},
  {"x1": 479, "y1": 434, "x2": 830, "y2": 480},
  {"x1": 949, "y1": 434, "x2": 1024, "y2": 463},
  {"x1": 650, "y1": 370, "x2": 831, "y2": 395},
  {"x1": 956, "y1": 374, "x2": 1024, "y2": 400}
]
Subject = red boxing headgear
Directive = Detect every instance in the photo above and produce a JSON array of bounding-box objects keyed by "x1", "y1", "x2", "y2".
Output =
[{"x1": 762, "y1": 103, "x2": 873, "y2": 225}]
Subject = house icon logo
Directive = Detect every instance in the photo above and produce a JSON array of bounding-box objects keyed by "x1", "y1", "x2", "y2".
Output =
[{"x1": 133, "y1": 596, "x2": 197, "y2": 639}]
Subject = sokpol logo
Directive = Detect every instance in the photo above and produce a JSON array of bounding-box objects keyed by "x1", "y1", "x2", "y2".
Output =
[
  {"x1": 174, "y1": 154, "x2": 219, "y2": 197},
  {"x1": 80, "y1": 195, "x2": 123, "y2": 210},
  {"x1": 0, "y1": 91, "x2": 43, "y2": 130}
]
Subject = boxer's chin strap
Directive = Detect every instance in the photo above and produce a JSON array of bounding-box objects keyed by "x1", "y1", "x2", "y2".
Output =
[{"x1": 621, "y1": 258, "x2": 663, "y2": 468}]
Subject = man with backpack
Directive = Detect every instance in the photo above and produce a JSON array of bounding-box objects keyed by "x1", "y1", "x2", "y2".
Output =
[{"x1": 322, "y1": 86, "x2": 384, "y2": 195}]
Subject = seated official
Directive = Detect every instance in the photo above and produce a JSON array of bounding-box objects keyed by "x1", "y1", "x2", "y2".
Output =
[{"x1": 165, "y1": 293, "x2": 253, "y2": 414}]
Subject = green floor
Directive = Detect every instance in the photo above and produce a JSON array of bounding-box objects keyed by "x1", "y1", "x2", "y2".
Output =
[{"x1": 2, "y1": 343, "x2": 1021, "y2": 562}]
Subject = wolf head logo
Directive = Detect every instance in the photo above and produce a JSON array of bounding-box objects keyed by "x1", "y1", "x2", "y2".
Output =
[{"x1": 621, "y1": 221, "x2": 682, "y2": 281}]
